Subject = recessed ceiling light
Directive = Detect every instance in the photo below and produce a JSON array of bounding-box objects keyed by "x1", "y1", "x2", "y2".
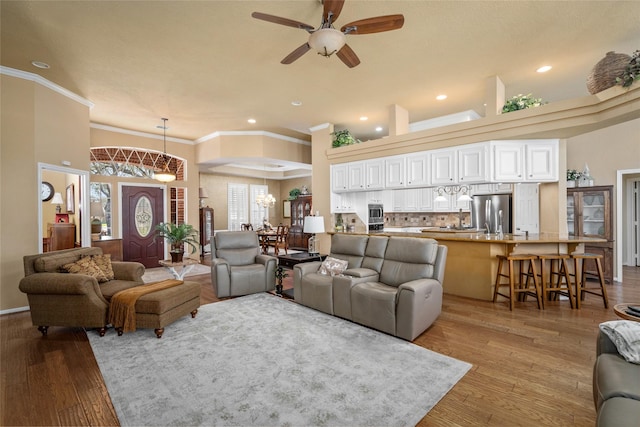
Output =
[
  {"x1": 360, "y1": 116, "x2": 368, "y2": 121},
  {"x1": 31, "y1": 60, "x2": 50, "y2": 69},
  {"x1": 375, "y1": 126, "x2": 383, "y2": 132},
  {"x1": 291, "y1": 101, "x2": 302, "y2": 106},
  {"x1": 537, "y1": 65, "x2": 552, "y2": 73},
  {"x1": 248, "y1": 118, "x2": 256, "y2": 124},
  {"x1": 436, "y1": 94, "x2": 447, "y2": 101}
]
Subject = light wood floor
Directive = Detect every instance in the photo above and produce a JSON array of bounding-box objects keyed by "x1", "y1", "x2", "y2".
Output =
[{"x1": 2, "y1": 265, "x2": 639, "y2": 426}]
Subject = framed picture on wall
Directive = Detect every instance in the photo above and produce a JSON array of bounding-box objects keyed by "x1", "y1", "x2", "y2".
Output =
[
  {"x1": 283, "y1": 200, "x2": 291, "y2": 218},
  {"x1": 66, "y1": 184, "x2": 75, "y2": 213}
]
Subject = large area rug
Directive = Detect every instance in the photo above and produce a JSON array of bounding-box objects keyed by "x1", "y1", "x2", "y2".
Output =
[{"x1": 88, "y1": 293, "x2": 471, "y2": 426}]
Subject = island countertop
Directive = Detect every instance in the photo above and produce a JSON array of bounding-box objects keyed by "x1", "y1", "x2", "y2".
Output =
[{"x1": 328, "y1": 230, "x2": 605, "y2": 301}]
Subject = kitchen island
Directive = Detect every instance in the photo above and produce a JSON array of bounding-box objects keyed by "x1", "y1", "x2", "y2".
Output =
[{"x1": 332, "y1": 230, "x2": 606, "y2": 301}]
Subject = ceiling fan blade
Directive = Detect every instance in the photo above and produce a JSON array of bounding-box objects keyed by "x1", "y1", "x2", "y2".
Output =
[
  {"x1": 336, "y1": 44, "x2": 360, "y2": 68},
  {"x1": 323, "y1": 0, "x2": 345, "y2": 23},
  {"x1": 341, "y1": 14, "x2": 405, "y2": 34},
  {"x1": 281, "y1": 43, "x2": 312, "y2": 64},
  {"x1": 251, "y1": 12, "x2": 314, "y2": 32}
]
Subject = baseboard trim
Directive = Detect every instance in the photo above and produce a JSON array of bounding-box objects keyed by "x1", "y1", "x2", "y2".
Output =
[{"x1": 0, "y1": 306, "x2": 29, "y2": 316}]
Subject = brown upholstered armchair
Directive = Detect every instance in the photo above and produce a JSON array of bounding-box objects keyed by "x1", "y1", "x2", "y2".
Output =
[{"x1": 19, "y1": 247, "x2": 145, "y2": 336}]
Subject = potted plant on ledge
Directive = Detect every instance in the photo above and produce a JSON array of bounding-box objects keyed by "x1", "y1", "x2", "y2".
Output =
[{"x1": 155, "y1": 222, "x2": 199, "y2": 263}]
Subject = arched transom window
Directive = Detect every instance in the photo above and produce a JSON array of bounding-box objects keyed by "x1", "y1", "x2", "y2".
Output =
[{"x1": 90, "y1": 147, "x2": 185, "y2": 180}]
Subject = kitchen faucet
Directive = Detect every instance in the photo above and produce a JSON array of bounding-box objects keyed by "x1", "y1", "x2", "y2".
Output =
[
  {"x1": 484, "y1": 222, "x2": 491, "y2": 234},
  {"x1": 458, "y1": 208, "x2": 464, "y2": 229}
]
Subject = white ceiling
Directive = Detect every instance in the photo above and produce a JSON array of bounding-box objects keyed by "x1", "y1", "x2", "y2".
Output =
[{"x1": 2, "y1": 1, "x2": 639, "y2": 174}]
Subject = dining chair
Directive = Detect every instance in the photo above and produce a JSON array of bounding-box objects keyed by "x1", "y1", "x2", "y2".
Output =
[{"x1": 241, "y1": 223, "x2": 253, "y2": 231}]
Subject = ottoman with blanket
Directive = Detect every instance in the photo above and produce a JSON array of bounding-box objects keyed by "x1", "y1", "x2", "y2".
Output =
[{"x1": 109, "y1": 279, "x2": 201, "y2": 338}]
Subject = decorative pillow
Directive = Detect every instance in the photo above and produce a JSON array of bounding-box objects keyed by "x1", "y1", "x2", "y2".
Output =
[
  {"x1": 82, "y1": 254, "x2": 114, "y2": 281},
  {"x1": 62, "y1": 257, "x2": 109, "y2": 283},
  {"x1": 318, "y1": 257, "x2": 349, "y2": 276}
]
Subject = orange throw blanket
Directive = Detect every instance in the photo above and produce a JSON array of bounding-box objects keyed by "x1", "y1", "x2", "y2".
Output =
[{"x1": 108, "y1": 279, "x2": 183, "y2": 333}]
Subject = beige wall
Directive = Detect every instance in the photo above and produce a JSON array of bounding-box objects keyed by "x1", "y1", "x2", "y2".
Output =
[{"x1": 1, "y1": 74, "x2": 90, "y2": 311}]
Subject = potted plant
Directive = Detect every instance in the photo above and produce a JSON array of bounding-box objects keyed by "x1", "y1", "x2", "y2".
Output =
[
  {"x1": 616, "y1": 49, "x2": 640, "y2": 88},
  {"x1": 332, "y1": 129, "x2": 361, "y2": 148},
  {"x1": 502, "y1": 93, "x2": 546, "y2": 113},
  {"x1": 288, "y1": 188, "x2": 301, "y2": 200},
  {"x1": 274, "y1": 266, "x2": 289, "y2": 296},
  {"x1": 566, "y1": 169, "x2": 581, "y2": 188},
  {"x1": 155, "y1": 222, "x2": 199, "y2": 263}
]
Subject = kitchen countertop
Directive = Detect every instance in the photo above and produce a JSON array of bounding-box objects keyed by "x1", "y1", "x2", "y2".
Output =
[{"x1": 331, "y1": 230, "x2": 606, "y2": 244}]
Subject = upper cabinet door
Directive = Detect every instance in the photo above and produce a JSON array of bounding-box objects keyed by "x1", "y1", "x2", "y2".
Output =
[
  {"x1": 492, "y1": 143, "x2": 525, "y2": 182},
  {"x1": 347, "y1": 162, "x2": 366, "y2": 191},
  {"x1": 431, "y1": 149, "x2": 457, "y2": 185},
  {"x1": 526, "y1": 142, "x2": 558, "y2": 181},
  {"x1": 385, "y1": 156, "x2": 406, "y2": 189},
  {"x1": 406, "y1": 152, "x2": 430, "y2": 187},
  {"x1": 365, "y1": 159, "x2": 385, "y2": 190},
  {"x1": 331, "y1": 164, "x2": 349, "y2": 192},
  {"x1": 458, "y1": 144, "x2": 488, "y2": 183}
]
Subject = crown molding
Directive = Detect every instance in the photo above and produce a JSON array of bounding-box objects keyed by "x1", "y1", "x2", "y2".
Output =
[{"x1": 0, "y1": 66, "x2": 94, "y2": 109}]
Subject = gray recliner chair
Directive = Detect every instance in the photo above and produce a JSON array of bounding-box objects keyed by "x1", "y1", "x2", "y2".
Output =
[{"x1": 210, "y1": 231, "x2": 277, "y2": 298}]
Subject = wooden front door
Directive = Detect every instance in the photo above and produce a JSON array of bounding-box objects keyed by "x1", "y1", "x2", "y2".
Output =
[{"x1": 122, "y1": 186, "x2": 164, "y2": 268}]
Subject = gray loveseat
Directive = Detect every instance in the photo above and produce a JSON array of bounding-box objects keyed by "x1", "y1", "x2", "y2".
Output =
[
  {"x1": 294, "y1": 233, "x2": 447, "y2": 341},
  {"x1": 593, "y1": 329, "x2": 640, "y2": 426},
  {"x1": 210, "y1": 231, "x2": 277, "y2": 298}
]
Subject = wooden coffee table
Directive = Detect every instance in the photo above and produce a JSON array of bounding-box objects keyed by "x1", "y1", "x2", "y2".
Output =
[{"x1": 613, "y1": 303, "x2": 640, "y2": 321}]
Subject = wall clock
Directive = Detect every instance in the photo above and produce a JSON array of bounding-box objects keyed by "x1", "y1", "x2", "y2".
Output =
[{"x1": 41, "y1": 181, "x2": 54, "y2": 202}]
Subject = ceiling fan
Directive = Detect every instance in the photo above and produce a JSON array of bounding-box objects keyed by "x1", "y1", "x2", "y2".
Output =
[{"x1": 252, "y1": 0, "x2": 404, "y2": 68}]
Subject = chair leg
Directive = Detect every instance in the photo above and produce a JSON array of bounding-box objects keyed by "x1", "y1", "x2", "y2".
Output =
[
  {"x1": 595, "y1": 258, "x2": 609, "y2": 309},
  {"x1": 37, "y1": 325, "x2": 49, "y2": 336}
]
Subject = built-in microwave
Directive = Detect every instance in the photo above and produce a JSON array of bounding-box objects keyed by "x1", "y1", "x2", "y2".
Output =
[{"x1": 368, "y1": 204, "x2": 384, "y2": 232}]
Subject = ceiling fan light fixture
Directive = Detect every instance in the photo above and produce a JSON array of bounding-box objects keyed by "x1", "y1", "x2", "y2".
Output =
[{"x1": 308, "y1": 28, "x2": 346, "y2": 57}]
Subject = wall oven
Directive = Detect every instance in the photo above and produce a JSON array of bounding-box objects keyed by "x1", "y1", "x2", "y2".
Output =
[{"x1": 368, "y1": 204, "x2": 384, "y2": 232}]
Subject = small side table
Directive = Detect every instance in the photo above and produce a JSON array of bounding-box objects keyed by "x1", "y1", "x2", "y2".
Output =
[
  {"x1": 159, "y1": 258, "x2": 200, "y2": 280},
  {"x1": 613, "y1": 303, "x2": 640, "y2": 322}
]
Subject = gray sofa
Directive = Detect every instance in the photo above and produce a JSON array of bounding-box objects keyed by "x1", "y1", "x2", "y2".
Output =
[
  {"x1": 294, "y1": 234, "x2": 447, "y2": 341},
  {"x1": 593, "y1": 329, "x2": 640, "y2": 426},
  {"x1": 210, "y1": 231, "x2": 277, "y2": 298}
]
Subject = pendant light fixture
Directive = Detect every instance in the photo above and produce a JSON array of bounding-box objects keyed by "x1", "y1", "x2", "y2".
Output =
[
  {"x1": 154, "y1": 118, "x2": 176, "y2": 183},
  {"x1": 256, "y1": 164, "x2": 276, "y2": 208}
]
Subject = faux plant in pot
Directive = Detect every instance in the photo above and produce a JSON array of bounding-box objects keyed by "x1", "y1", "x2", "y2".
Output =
[
  {"x1": 154, "y1": 222, "x2": 199, "y2": 263},
  {"x1": 502, "y1": 93, "x2": 546, "y2": 113},
  {"x1": 566, "y1": 169, "x2": 581, "y2": 188},
  {"x1": 332, "y1": 129, "x2": 361, "y2": 148},
  {"x1": 274, "y1": 266, "x2": 289, "y2": 296}
]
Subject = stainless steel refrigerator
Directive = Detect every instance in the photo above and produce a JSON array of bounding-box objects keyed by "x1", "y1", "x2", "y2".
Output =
[{"x1": 470, "y1": 194, "x2": 512, "y2": 233}]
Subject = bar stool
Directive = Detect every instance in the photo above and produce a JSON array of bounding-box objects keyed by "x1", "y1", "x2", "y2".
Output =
[
  {"x1": 537, "y1": 254, "x2": 574, "y2": 308},
  {"x1": 571, "y1": 253, "x2": 609, "y2": 309},
  {"x1": 493, "y1": 254, "x2": 543, "y2": 310}
]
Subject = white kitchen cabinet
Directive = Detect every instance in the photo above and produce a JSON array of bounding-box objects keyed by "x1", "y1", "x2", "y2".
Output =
[
  {"x1": 458, "y1": 143, "x2": 488, "y2": 183},
  {"x1": 365, "y1": 159, "x2": 385, "y2": 190},
  {"x1": 491, "y1": 140, "x2": 558, "y2": 182},
  {"x1": 348, "y1": 162, "x2": 366, "y2": 191},
  {"x1": 418, "y1": 188, "x2": 433, "y2": 211},
  {"x1": 431, "y1": 149, "x2": 457, "y2": 185},
  {"x1": 331, "y1": 164, "x2": 349, "y2": 192},
  {"x1": 492, "y1": 142, "x2": 525, "y2": 181},
  {"x1": 526, "y1": 142, "x2": 558, "y2": 181},
  {"x1": 385, "y1": 156, "x2": 406, "y2": 189},
  {"x1": 390, "y1": 188, "x2": 429, "y2": 212},
  {"x1": 406, "y1": 152, "x2": 430, "y2": 187},
  {"x1": 331, "y1": 192, "x2": 356, "y2": 213},
  {"x1": 513, "y1": 183, "x2": 540, "y2": 233}
]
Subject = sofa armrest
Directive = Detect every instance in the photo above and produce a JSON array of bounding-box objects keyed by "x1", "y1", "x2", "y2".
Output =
[
  {"x1": 294, "y1": 261, "x2": 322, "y2": 277},
  {"x1": 111, "y1": 261, "x2": 145, "y2": 282},
  {"x1": 19, "y1": 272, "x2": 104, "y2": 298},
  {"x1": 396, "y1": 278, "x2": 443, "y2": 341},
  {"x1": 256, "y1": 254, "x2": 278, "y2": 266},
  {"x1": 597, "y1": 330, "x2": 621, "y2": 356},
  {"x1": 211, "y1": 258, "x2": 231, "y2": 297}
]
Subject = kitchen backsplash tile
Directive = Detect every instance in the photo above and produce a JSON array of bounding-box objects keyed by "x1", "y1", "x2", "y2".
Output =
[{"x1": 385, "y1": 212, "x2": 471, "y2": 228}]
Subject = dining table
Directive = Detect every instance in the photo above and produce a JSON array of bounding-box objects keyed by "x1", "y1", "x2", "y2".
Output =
[{"x1": 256, "y1": 228, "x2": 278, "y2": 254}]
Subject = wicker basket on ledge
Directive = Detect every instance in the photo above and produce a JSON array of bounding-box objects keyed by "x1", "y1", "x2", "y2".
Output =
[{"x1": 586, "y1": 51, "x2": 631, "y2": 94}]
